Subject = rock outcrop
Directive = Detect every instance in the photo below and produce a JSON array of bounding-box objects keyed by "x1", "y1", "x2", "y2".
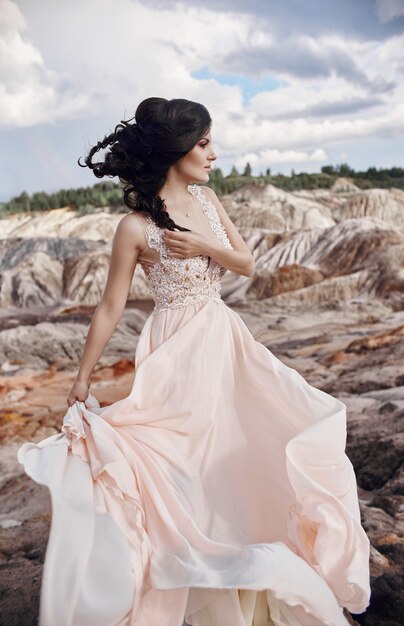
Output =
[
  {"x1": 1, "y1": 182, "x2": 403, "y2": 625},
  {"x1": 331, "y1": 177, "x2": 361, "y2": 193},
  {"x1": 342, "y1": 188, "x2": 404, "y2": 229},
  {"x1": 0, "y1": 207, "x2": 121, "y2": 240},
  {"x1": 0, "y1": 237, "x2": 151, "y2": 308},
  {"x1": 1, "y1": 183, "x2": 403, "y2": 311}
]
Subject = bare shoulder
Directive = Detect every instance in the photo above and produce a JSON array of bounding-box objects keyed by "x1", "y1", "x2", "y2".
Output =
[
  {"x1": 115, "y1": 212, "x2": 147, "y2": 253},
  {"x1": 199, "y1": 185, "x2": 227, "y2": 215}
]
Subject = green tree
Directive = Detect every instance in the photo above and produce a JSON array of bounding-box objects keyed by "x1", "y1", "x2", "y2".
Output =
[
  {"x1": 16, "y1": 191, "x2": 31, "y2": 212},
  {"x1": 365, "y1": 167, "x2": 378, "y2": 179},
  {"x1": 388, "y1": 167, "x2": 404, "y2": 178},
  {"x1": 335, "y1": 162, "x2": 354, "y2": 176},
  {"x1": 242, "y1": 162, "x2": 252, "y2": 176},
  {"x1": 209, "y1": 167, "x2": 226, "y2": 195}
]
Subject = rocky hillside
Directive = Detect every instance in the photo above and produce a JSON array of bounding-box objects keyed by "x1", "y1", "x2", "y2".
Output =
[
  {"x1": 220, "y1": 183, "x2": 404, "y2": 307},
  {"x1": 1, "y1": 181, "x2": 403, "y2": 312},
  {"x1": 0, "y1": 180, "x2": 403, "y2": 625}
]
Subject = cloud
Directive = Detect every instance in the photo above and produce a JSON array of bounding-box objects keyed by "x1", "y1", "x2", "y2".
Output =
[
  {"x1": 1, "y1": 0, "x2": 403, "y2": 199},
  {"x1": 270, "y1": 95, "x2": 386, "y2": 120},
  {"x1": 0, "y1": 0, "x2": 90, "y2": 127},
  {"x1": 219, "y1": 37, "x2": 381, "y2": 89},
  {"x1": 376, "y1": 0, "x2": 404, "y2": 23},
  {"x1": 222, "y1": 103, "x2": 404, "y2": 154},
  {"x1": 236, "y1": 148, "x2": 327, "y2": 170},
  {"x1": 138, "y1": 0, "x2": 404, "y2": 40}
]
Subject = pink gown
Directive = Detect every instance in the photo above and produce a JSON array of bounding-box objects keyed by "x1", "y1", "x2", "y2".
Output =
[{"x1": 18, "y1": 183, "x2": 371, "y2": 626}]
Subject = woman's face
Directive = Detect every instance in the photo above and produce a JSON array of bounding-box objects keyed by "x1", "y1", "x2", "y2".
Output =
[{"x1": 174, "y1": 128, "x2": 217, "y2": 183}]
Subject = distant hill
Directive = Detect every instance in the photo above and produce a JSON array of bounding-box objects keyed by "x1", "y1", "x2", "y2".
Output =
[
  {"x1": 1, "y1": 163, "x2": 403, "y2": 218},
  {"x1": 1, "y1": 180, "x2": 403, "y2": 311}
]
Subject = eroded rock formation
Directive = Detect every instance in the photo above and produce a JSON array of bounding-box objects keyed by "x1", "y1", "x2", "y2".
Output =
[{"x1": 1, "y1": 180, "x2": 403, "y2": 625}]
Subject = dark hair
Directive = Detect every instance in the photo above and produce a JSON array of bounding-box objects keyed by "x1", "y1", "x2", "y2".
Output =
[{"x1": 78, "y1": 97, "x2": 212, "y2": 231}]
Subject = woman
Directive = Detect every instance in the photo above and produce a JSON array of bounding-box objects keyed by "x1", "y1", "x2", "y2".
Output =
[{"x1": 18, "y1": 97, "x2": 371, "y2": 626}]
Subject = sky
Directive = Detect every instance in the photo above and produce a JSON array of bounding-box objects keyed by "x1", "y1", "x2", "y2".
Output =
[{"x1": 1, "y1": 0, "x2": 404, "y2": 201}]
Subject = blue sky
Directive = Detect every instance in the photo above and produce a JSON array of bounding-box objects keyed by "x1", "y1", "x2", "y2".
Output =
[
  {"x1": 192, "y1": 68, "x2": 287, "y2": 104},
  {"x1": 0, "y1": 0, "x2": 404, "y2": 201}
]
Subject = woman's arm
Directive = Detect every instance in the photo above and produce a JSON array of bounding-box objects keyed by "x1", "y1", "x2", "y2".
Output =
[
  {"x1": 75, "y1": 213, "x2": 146, "y2": 385},
  {"x1": 200, "y1": 186, "x2": 255, "y2": 277}
]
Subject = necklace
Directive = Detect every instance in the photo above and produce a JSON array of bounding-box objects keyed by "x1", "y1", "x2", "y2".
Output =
[{"x1": 166, "y1": 191, "x2": 195, "y2": 219}]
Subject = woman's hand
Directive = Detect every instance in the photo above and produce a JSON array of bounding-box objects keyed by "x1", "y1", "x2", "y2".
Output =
[
  {"x1": 162, "y1": 229, "x2": 214, "y2": 259},
  {"x1": 67, "y1": 377, "x2": 91, "y2": 407}
]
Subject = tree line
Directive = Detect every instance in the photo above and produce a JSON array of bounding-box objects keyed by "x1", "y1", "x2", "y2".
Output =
[{"x1": 1, "y1": 164, "x2": 403, "y2": 218}]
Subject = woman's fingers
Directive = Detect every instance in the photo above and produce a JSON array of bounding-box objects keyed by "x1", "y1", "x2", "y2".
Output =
[
  {"x1": 162, "y1": 231, "x2": 182, "y2": 245},
  {"x1": 162, "y1": 229, "x2": 206, "y2": 258},
  {"x1": 163, "y1": 231, "x2": 188, "y2": 255}
]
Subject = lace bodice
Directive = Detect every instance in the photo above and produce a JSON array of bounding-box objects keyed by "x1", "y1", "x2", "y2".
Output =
[{"x1": 139, "y1": 184, "x2": 234, "y2": 313}]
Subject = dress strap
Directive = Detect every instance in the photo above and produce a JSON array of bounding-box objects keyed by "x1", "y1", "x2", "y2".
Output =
[
  {"x1": 188, "y1": 184, "x2": 233, "y2": 250},
  {"x1": 144, "y1": 214, "x2": 165, "y2": 257}
]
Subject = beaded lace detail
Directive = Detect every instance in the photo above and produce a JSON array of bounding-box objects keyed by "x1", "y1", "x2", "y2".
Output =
[{"x1": 140, "y1": 184, "x2": 234, "y2": 313}]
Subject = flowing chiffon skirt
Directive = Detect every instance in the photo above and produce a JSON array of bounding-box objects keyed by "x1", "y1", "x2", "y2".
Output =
[{"x1": 18, "y1": 297, "x2": 371, "y2": 626}]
